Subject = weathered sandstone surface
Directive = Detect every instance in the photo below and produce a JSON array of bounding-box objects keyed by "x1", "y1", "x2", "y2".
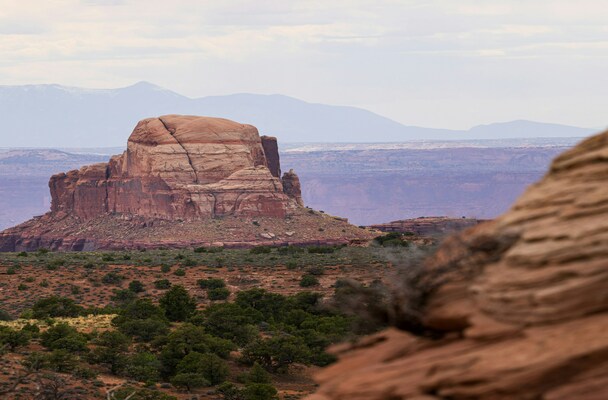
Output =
[
  {"x1": 308, "y1": 131, "x2": 608, "y2": 399},
  {"x1": 0, "y1": 115, "x2": 373, "y2": 251}
]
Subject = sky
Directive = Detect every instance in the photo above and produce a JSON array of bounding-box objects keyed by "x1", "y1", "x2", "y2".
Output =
[{"x1": 1, "y1": 0, "x2": 607, "y2": 130}]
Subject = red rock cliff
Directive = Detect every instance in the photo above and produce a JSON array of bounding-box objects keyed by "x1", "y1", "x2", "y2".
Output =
[{"x1": 49, "y1": 115, "x2": 303, "y2": 220}]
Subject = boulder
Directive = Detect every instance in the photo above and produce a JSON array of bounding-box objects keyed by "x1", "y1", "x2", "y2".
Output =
[{"x1": 308, "y1": 130, "x2": 608, "y2": 399}]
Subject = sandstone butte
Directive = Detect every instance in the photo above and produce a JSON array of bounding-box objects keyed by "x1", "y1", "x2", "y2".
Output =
[
  {"x1": 307, "y1": 130, "x2": 608, "y2": 400},
  {"x1": 0, "y1": 115, "x2": 372, "y2": 251}
]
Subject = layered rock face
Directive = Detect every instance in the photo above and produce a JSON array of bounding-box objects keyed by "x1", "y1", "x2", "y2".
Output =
[
  {"x1": 309, "y1": 131, "x2": 608, "y2": 399},
  {"x1": 49, "y1": 115, "x2": 302, "y2": 220}
]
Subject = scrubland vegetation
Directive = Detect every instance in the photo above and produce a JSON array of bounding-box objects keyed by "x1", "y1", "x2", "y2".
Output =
[{"x1": 0, "y1": 239, "x2": 424, "y2": 399}]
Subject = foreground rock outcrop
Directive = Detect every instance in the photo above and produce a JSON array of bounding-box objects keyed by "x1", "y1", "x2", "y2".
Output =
[
  {"x1": 308, "y1": 131, "x2": 608, "y2": 399},
  {"x1": 0, "y1": 115, "x2": 373, "y2": 251}
]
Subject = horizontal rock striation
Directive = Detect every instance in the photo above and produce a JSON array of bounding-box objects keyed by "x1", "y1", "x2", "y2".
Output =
[{"x1": 308, "y1": 130, "x2": 608, "y2": 399}]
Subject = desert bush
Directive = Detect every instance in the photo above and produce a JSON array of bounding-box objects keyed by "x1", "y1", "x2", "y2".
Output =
[
  {"x1": 299, "y1": 274, "x2": 319, "y2": 287},
  {"x1": 113, "y1": 299, "x2": 170, "y2": 341},
  {"x1": 242, "y1": 383, "x2": 279, "y2": 400},
  {"x1": 46, "y1": 349, "x2": 79, "y2": 372},
  {"x1": 125, "y1": 351, "x2": 161, "y2": 383},
  {"x1": 0, "y1": 326, "x2": 30, "y2": 351},
  {"x1": 160, "y1": 285, "x2": 197, "y2": 322},
  {"x1": 154, "y1": 279, "x2": 172, "y2": 289},
  {"x1": 0, "y1": 309, "x2": 12, "y2": 321},
  {"x1": 170, "y1": 372, "x2": 209, "y2": 392},
  {"x1": 208, "y1": 287, "x2": 230, "y2": 301},
  {"x1": 242, "y1": 335, "x2": 310, "y2": 373},
  {"x1": 41, "y1": 323, "x2": 88, "y2": 352},
  {"x1": 197, "y1": 278, "x2": 226, "y2": 289},
  {"x1": 111, "y1": 289, "x2": 137, "y2": 307},
  {"x1": 102, "y1": 271, "x2": 123, "y2": 285},
  {"x1": 89, "y1": 330, "x2": 130, "y2": 374},
  {"x1": 32, "y1": 296, "x2": 84, "y2": 318},
  {"x1": 175, "y1": 352, "x2": 229, "y2": 385},
  {"x1": 158, "y1": 324, "x2": 235, "y2": 377},
  {"x1": 181, "y1": 258, "x2": 196, "y2": 267},
  {"x1": 129, "y1": 280, "x2": 145, "y2": 293}
]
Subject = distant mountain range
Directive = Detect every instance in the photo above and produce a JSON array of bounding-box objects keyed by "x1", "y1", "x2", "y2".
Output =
[{"x1": 0, "y1": 81, "x2": 596, "y2": 147}]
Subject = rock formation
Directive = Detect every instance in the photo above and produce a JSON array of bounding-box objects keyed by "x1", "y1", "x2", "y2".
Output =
[
  {"x1": 49, "y1": 115, "x2": 301, "y2": 220},
  {"x1": 308, "y1": 131, "x2": 608, "y2": 399},
  {"x1": 281, "y1": 169, "x2": 304, "y2": 207},
  {"x1": 0, "y1": 115, "x2": 372, "y2": 251}
]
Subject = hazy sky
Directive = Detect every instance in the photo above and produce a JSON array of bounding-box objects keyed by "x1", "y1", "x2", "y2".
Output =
[{"x1": 1, "y1": 0, "x2": 607, "y2": 129}]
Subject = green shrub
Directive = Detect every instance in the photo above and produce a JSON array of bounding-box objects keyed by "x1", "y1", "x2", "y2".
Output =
[
  {"x1": 0, "y1": 326, "x2": 30, "y2": 350},
  {"x1": 242, "y1": 383, "x2": 279, "y2": 400},
  {"x1": 160, "y1": 264, "x2": 171, "y2": 273},
  {"x1": 111, "y1": 289, "x2": 137, "y2": 307},
  {"x1": 242, "y1": 335, "x2": 311, "y2": 373},
  {"x1": 175, "y1": 352, "x2": 229, "y2": 385},
  {"x1": 159, "y1": 285, "x2": 197, "y2": 322},
  {"x1": 46, "y1": 349, "x2": 78, "y2": 372},
  {"x1": 181, "y1": 259, "x2": 196, "y2": 267},
  {"x1": 0, "y1": 309, "x2": 12, "y2": 321},
  {"x1": 41, "y1": 323, "x2": 87, "y2": 352},
  {"x1": 197, "y1": 278, "x2": 226, "y2": 290},
  {"x1": 32, "y1": 296, "x2": 83, "y2": 318},
  {"x1": 208, "y1": 287, "x2": 230, "y2": 301},
  {"x1": 129, "y1": 280, "x2": 145, "y2": 293},
  {"x1": 125, "y1": 352, "x2": 161, "y2": 383},
  {"x1": 113, "y1": 299, "x2": 170, "y2": 342},
  {"x1": 170, "y1": 372, "x2": 209, "y2": 392},
  {"x1": 173, "y1": 268, "x2": 186, "y2": 276},
  {"x1": 102, "y1": 271, "x2": 123, "y2": 285},
  {"x1": 154, "y1": 279, "x2": 172, "y2": 290},
  {"x1": 299, "y1": 274, "x2": 319, "y2": 287}
]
